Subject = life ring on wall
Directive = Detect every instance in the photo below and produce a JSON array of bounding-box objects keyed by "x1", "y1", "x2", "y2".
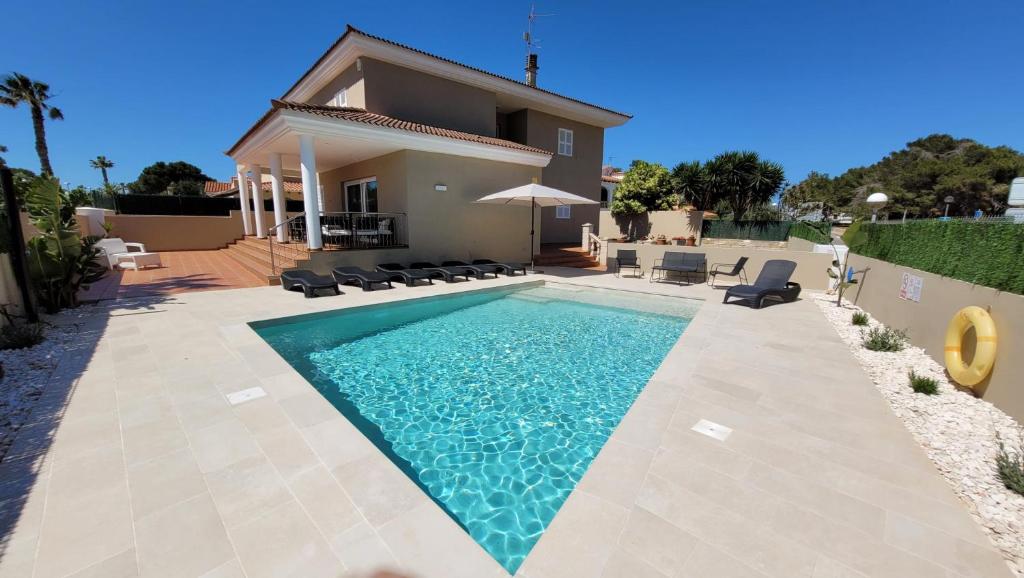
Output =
[{"x1": 944, "y1": 306, "x2": 997, "y2": 387}]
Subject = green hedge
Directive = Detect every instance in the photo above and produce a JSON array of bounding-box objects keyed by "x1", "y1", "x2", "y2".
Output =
[
  {"x1": 846, "y1": 220, "x2": 1024, "y2": 294},
  {"x1": 702, "y1": 220, "x2": 793, "y2": 241},
  {"x1": 789, "y1": 221, "x2": 831, "y2": 244}
]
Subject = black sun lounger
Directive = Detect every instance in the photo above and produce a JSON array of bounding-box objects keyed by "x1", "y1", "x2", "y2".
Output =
[
  {"x1": 441, "y1": 260, "x2": 500, "y2": 279},
  {"x1": 723, "y1": 259, "x2": 801, "y2": 309},
  {"x1": 375, "y1": 263, "x2": 434, "y2": 287},
  {"x1": 280, "y1": 270, "x2": 339, "y2": 298},
  {"x1": 472, "y1": 259, "x2": 526, "y2": 276},
  {"x1": 409, "y1": 262, "x2": 472, "y2": 282},
  {"x1": 332, "y1": 266, "x2": 393, "y2": 291}
]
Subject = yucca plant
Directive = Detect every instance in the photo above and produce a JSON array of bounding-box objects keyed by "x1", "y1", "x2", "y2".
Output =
[
  {"x1": 996, "y1": 428, "x2": 1024, "y2": 496},
  {"x1": 908, "y1": 370, "x2": 939, "y2": 395},
  {"x1": 851, "y1": 311, "x2": 869, "y2": 326},
  {"x1": 862, "y1": 326, "x2": 908, "y2": 352},
  {"x1": 24, "y1": 177, "x2": 106, "y2": 312}
]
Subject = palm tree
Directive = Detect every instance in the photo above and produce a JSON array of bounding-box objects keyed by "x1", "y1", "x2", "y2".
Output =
[
  {"x1": 0, "y1": 144, "x2": 7, "y2": 167},
  {"x1": 90, "y1": 155, "x2": 114, "y2": 186},
  {"x1": 0, "y1": 73, "x2": 64, "y2": 177}
]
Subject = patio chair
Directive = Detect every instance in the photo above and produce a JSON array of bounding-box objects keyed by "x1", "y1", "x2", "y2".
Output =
[
  {"x1": 650, "y1": 252, "x2": 706, "y2": 285},
  {"x1": 280, "y1": 270, "x2": 340, "y2": 298},
  {"x1": 94, "y1": 238, "x2": 151, "y2": 269},
  {"x1": 410, "y1": 262, "x2": 473, "y2": 282},
  {"x1": 723, "y1": 259, "x2": 801, "y2": 309},
  {"x1": 472, "y1": 259, "x2": 526, "y2": 276},
  {"x1": 612, "y1": 250, "x2": 641, "y2": 278},
  {"x1": 707, "y1": 256, "x2": 749, "y2": 288},
  {"x1": 376, "y1": 263, "x2": 434, "y2": 287},
  {"x1": 332, "y1": 266, "x2": 393, "y2": 291},
  {"x1": 441, "y1": 260, "x2": 500, "y2": 279}
]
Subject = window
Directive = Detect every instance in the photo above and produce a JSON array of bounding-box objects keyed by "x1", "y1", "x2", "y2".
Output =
[
  {"x1": 558, "y1": 128, "x2": 573, "y2": 156},
  {"x1": 327, "y1": 88, "x2": 347, "y2": 107},
  {"x1": 344, "y1": 177, "x2": 378, "y2": 213},
  {"x1": 600, "y1": 186, "x2": 609, "y2": 209},
  {"x1": 555, "y1": 205, "x2": 571, "y2": 219}
]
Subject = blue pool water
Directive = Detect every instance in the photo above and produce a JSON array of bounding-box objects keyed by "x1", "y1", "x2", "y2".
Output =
[{"x1": 252, "y1": 284, "x2": 695, "y2": 573}]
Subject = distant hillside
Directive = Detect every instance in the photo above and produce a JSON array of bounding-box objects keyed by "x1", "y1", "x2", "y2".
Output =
[{"x1": 783, "y1": 134, "x2": 1024, "y2": 219}]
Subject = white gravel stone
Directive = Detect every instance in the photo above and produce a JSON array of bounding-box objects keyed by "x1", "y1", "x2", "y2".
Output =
[{"x1": 814, "y1": 293, "x2": 1024, "y2": 575}]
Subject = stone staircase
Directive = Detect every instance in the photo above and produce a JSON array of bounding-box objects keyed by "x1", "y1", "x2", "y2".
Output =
[
  {"x1": 220, "y1": 237, "x2": 311, "y2": 285},
  {"x1": 534, "y1": 244, "x2": 603, "y2": 270}
]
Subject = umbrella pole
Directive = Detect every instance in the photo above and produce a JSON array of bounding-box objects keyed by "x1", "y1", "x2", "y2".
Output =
[{"x1": 529, "y1": 197, "x2": 538, "y2": 273}]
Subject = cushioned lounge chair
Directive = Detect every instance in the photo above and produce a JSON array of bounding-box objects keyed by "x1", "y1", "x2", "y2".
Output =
[
  {"x1": 376, "y1": 263, "x2": 434, "y2": 287},
  {"x1": 332, "y1": 266, "x2": 393, "y2": 291},
  {"x1": 613, "y1": 250, "x2": 641, "y2": 278},
  {"x1": 409, "y1": 262, "x2": 472, "y2": 282},
  {"x1": 650, "y1": 252, "x2": 706, "y2": 284},
  {"x1": 472, "y1": 259, "x2": 526, "y2": 276},
  {"x1": 707, "y1": 256, "x2": 749, "y2": 288},
  {"x1": 723, "y1": 259, "x2": 801, "y2": 309},
  {"x1": 441, "y1": 260, "x2": 500, "y2": 279},
  {"x1": 280, "y1": 270, "x2": 340, "y2": 298}
]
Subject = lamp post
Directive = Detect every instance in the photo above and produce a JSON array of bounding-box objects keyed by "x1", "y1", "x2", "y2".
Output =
[
  {"x1": 944, "y1": 195, "x2": 955, "y2": 218},
  {"x1": 866, "y1": 192, "x2": 888, "y2": 223}
]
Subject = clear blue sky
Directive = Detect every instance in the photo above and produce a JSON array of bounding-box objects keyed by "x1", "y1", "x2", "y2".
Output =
[{"x1": 2, "y1": 0, "x2": 1023, "y2": 188}]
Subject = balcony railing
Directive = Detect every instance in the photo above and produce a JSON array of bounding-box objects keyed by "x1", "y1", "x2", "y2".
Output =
[{"x1": 296, "y1": 212, "x2": 407, "y2": 250}]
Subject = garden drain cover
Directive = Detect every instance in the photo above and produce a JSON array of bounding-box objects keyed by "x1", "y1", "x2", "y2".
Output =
[
  {"x1": 691, "y1": 419, "x2": 733, "y2": 441},
  {"x1": 226, "y1": 386, "x2": 267, "y2": 406}
]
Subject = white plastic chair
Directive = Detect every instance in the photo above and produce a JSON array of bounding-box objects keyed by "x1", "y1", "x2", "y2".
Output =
[{"x1": 94, "y1": 238, "x2": 147, "y2": 269}]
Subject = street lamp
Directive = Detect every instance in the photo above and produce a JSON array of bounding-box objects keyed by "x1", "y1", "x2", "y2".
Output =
[
  {"x1": 944, "y1": 195, "x2": 955, "y2": 218},
  {"x1": 866, "y1": 192, "x2": 888, "y2": 223}
]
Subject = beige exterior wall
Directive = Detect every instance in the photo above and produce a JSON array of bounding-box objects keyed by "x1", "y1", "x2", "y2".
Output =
[
  {"x1": 361, "y1": 58, "x2": 497, "y2": 136},
  {"x1": 312, "y1": 150, "x2": 542, "y2": 271},
  {"x1": 519, "y1": 110, "x2": 604, "y2": 243},
  {"x1": 599, "y1": 210, "x2": 704, "y2": 242},
  {"x1": 318, "y1": 151, "x2": 408, "y2": 214},
  {"x1": 607, "y1": 242, "x2": 833, "y2": 291},
  {"x1": 308, "y1": 61, "x2": 366, "y2": 108},
  {"x1": 103, "y1": 212, "x2": 245, "y2": 251},
  {"x1": 846, "y1": 254, "x2": 1024, "y2": 422},
  {"x1": 0, "y1": 254, "x2": 23, "y2": 322}
]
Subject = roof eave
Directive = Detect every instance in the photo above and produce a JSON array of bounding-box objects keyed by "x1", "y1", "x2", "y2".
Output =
[{"x1": 281, "y1": 26, "x2": 631, "y2": 128}]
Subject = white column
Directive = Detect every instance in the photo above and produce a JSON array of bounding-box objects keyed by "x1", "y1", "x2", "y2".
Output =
[
  {"x1": 235, "y1": 165, "x2": 253, "y2": 236},
  {"x1": 299, "y1": 134, "x2": 323, "y2": 250},
  {"x1": 269, "y1": 153, "x2": 287, "y2": 243},
  {"x1": 248, "y1": 164, "x2": 267, "y2": 238}
]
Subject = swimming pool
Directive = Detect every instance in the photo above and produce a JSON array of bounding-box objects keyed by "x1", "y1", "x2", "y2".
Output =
[{"x1": 252, "y1": 283, "x2": 696, "y2": 573}]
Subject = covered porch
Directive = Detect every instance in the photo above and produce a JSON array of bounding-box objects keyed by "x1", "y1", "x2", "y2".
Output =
[{"x1": 226, "y1": 100, "x2": 552, "y2": 260}]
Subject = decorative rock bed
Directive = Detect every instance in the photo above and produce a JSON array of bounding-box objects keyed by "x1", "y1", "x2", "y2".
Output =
[
  {"x1": 0, "y1": 319, "x2": 78, "y2": 462},
  {"x1": 813, "y1": 293, "x2": 1024, "y2": 576}
]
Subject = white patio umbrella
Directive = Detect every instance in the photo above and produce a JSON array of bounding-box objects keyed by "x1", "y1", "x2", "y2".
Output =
[{"x1": 475, "y1": 182, "x2": 598, "y2": 271}]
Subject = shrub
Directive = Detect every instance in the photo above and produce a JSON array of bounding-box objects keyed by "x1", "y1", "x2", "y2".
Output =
[
  {"x1": 851, "y1": 311, "x2": 869, "y2": 326},
  {"x1": 789, "y1": 221, "x2": 832, "y2": 244},
  {"x1": 996, "y1": 429, "x2": 1024, "y2": 496},
  {"x1": 0, "y1": 321, "x2": 45, "y2": 350},
  {"x1": 845, "y1": 220, "x2": 1024, "y2": 295},
  {"x1": 862, "y1": 326, "x2": 907, "y2": 352},
  {"x1": 907, "y1": 370, "x2": 939, "y2": 395}
]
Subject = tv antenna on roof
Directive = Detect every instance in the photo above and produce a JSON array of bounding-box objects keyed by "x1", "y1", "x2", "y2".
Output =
[{"x1": 523, "y1": 3, "x2": 553, "y2": 54}]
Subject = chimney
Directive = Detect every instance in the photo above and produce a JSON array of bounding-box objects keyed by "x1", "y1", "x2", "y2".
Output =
[{"x1": 525, "y1": 53, "x2": 539, "y2": 87}]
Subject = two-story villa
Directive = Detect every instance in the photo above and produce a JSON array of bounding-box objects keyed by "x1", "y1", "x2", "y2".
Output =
[{"x1": 226, "y1": 26, "x2": 630, "y2": 271}]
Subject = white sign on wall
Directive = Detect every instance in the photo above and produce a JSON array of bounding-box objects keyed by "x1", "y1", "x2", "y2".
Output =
[{"x1": 898, "y1": 272, "x2": 924, "y2": 302}]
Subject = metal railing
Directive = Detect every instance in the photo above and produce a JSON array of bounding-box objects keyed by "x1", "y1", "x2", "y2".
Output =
[{"x1": 267, "y1": 212, "x2": 409, "y2": 275}]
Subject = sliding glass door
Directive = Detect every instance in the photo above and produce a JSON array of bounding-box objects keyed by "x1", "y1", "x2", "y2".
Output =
[{"x1": 344, "y1": 177, "x2": 378, "y2": 213}]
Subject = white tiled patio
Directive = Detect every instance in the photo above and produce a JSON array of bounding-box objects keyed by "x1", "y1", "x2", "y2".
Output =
[{"x1": 0, "y1": 270, "x2": 1013, "y2": 578}]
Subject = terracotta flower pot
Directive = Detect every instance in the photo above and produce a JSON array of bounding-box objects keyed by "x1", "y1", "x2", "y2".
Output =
[{"x1": 686, "y1": 236, "x2": 697, "y2": 246}]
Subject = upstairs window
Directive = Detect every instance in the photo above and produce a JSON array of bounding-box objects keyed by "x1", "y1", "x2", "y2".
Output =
[
  {"x1": 558, "y1": 128, "x2": 573, "y2": 156},
  {"x1": 555, "y1": 205, "x2": 571, "y2": 219},
  {"x1": 327, "y1": 88, "x2": 347, "y2": 107}
]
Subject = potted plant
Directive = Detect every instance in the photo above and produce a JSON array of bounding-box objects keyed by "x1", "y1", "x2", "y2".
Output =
[
  {"x1": 672, "y1": 236, "x2": 687, "y2": 245},
  {"x1": 655, "y1": 234, "x2": 668, "y2": 245},
  {"x1": 686, "y1": 235, "x2": 697, "y2": 246}
]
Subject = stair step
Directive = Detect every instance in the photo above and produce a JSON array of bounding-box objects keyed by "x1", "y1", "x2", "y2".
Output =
[
  {"x1": 221, "y1": 249, "x2": 276, "y2": 284},
  {"x1": 235, "y1": 237, "x2": 309, "y2": 262},
  {"x1": 229, "y1": 241, "x2": 297, "y2": 269}
]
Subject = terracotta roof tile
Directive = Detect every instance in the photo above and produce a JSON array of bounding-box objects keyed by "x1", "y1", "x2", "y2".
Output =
[
  {"x1": 272, "y1": 100, "x2": 553, "y2": 155},
  {"x1": 205, "y1": 178, "x2": 304, "y2": 197},
  {"x1": 283, "y1": 26, "x2": 630, "y2": 120}
]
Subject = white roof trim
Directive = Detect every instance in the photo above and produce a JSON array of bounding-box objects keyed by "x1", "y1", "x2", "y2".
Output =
[
  {"x1": 231, "y1": 109, "x2": 552, "y2": 168},
  {"x1": 283, "y1": 34, "x2": 629, "y2": 129}
]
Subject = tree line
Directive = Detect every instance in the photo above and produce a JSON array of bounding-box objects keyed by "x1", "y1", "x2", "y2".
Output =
[
  {"x1": 782, "y1": 134, "x2": 1024, "y2": 219},
  {"x1": 611, "y1": 151, "x2": 786, "y2": 221}
]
